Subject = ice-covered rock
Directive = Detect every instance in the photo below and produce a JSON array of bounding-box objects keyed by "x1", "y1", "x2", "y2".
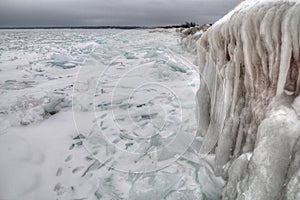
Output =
[
  {"x1": 194, "y1": 0, "x2": 300, "y2": 199},
  {"x1": 180, "y1": 24, "x2": 211, "y2": 54}
]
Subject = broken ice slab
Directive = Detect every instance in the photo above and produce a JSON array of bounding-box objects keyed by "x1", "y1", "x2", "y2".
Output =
[
  {"x1": 143, "y1": 51, "x2": 159, "y2": 58},
  {"x1": 119, "y1": 103, "x2": 133, "y2": 109},
  {"x1": 81, "y1": 160, "x2": 102, "y2": 177},
  {"x1": 133, "y1": 124, "x2": 158, "y2": 138},
  {"x1": 48, "y1": 54, "x2": 82, "y2": 69},
  {"x1": 124, "y1": 52, "x2": 138, "y2": 59},
  {"x1": 167, "y1": 61, "x2": 187, "y2": 73},
  {"x1": 96, "y1": 102, "x2": 110, "y2": 110},
  {"x1": 1, "y1": 80, "x2": 36, "y2": 90},
  {"x1": 141, "y1": 113, "x2": 159, "y2": 120},
  {"x1": 95, "y1": 39, "x2": 107, "y2": 44},
  {"x1": 128, "y1": 171, "x2": 181, "y2": 200}
]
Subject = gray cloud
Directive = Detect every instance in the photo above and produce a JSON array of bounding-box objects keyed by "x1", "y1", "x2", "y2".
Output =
[{"x1": 0, "y1": 0, "x2": 240, "y2": 27}]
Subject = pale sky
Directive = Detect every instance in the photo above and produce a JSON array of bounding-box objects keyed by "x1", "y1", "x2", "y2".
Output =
[{"x1": 0, "y1": 0, "x2": 240, "y2": 27}]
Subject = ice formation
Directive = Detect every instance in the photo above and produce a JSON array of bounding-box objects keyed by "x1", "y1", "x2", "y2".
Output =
[
  {"x1": 180, "y1": 24, "x2": 211, "y2": 55},
  {"x1": 194, "y1": 0, "x2": 300, "y2": 199}
]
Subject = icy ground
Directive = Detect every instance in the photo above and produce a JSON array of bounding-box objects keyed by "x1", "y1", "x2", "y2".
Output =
[{"x1": 0, "y1": 29, "x2": 222, "y2": 200}]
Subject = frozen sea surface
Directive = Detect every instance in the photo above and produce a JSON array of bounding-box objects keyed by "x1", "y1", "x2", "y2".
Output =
[{"x1": 0, "y1": 29, "x2": 223, "y2": 200}]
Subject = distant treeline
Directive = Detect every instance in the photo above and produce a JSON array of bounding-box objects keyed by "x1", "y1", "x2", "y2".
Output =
[
  {"x1": 0, "y1": 22, "x2": 211, "y2": 30},
  {"x1": 158, "y1": 22, "x2": 198, "y2": 29}
]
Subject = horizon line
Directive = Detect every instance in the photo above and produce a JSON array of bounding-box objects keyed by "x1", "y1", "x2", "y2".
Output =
[{"x1": 0, "y1": 22, "x2": 211, "y2": 30}]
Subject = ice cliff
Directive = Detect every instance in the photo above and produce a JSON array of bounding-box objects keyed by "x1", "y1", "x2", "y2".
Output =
[{"x1": 194, "y1": 0, "x2": 300, "y2": 199}]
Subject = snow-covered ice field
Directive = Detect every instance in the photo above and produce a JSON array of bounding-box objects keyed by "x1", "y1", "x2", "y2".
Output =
[{"x1": 0, "y1": 29, "x2": 222, "y2": 200}]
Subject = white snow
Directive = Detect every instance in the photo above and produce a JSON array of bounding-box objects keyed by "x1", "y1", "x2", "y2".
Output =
[{"x1": 0, "y1": 29, "x2": 221, "y2": 199}]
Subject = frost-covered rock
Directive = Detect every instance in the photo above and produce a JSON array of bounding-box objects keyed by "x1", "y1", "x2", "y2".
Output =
[{"x1": 194, "y1": 0, "x2": 300, "y2": 199}]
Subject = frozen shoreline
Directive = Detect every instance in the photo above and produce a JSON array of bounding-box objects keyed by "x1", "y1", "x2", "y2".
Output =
[{"x1": 0, "y1": 29, "x2": 223, "y2": 199}]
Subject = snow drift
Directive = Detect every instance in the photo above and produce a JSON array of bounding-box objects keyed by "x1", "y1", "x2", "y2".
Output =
[{"x1": 195, "y1": 0, "x2": 300, "y2": 199}]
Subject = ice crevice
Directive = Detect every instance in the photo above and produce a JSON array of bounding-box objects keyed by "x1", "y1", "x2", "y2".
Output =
[{"x1": 193, "y1": 0, "x2": 300, "y2": 199}]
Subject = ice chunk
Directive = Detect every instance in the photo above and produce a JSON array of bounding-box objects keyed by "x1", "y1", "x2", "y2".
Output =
[
  {"x1": 43, "y1": 95, "x2": 71, "y2": 115},
  {"x1": 48, "y1": 54, "x2": 80, "y2": 69},
  {"x1": 96, "y1": 39, "x2": 107, "y2": 44},
  {"x1": 129, "y1": 171, "x2": 181, "y2": 200},
  {"x1": 1, "y1": 80, "x2": 36, "y2": 90}
]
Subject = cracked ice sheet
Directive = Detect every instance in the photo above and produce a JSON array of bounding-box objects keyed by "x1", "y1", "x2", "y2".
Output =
[{"x1": 0, "y1": 29, "x2": 222, "y2": 200}]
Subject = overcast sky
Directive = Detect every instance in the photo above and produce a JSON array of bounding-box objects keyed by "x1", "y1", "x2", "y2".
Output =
[{"x1": 0, "y1": 0, "x2": 240, "y2": 27}]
